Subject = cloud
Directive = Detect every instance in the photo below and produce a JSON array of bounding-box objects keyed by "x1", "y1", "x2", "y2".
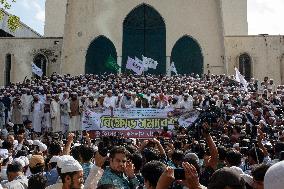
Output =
[
  {"x1": 20, "y1": 0, "x2": 45, "y2": 23},
  {"x1": 248, "y1": 0, "x2": 284, "y2": 35}
]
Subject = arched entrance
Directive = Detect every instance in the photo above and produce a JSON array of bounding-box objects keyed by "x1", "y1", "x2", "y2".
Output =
[
  {"x1": 85, "y1": 36, "x2": 117, "y2": 74},
  {"x1": 171, "y1": 36, "x2": 203, "y2": 75},
  {"x1": 122, "y1": 4, "x2": 166, "y2": 74},
  {"x1": 239, "y1": 53, "x2": 252, "y2": 81},
  {"x1": 33, "y1": 54, "x2": 47, "y2": 77},
  {"x1": 5, "y1": 54, "x2": 11, "y2": 86},
  {"x1": 281, "y1": 54, "x2": 284, "y2": 84}
]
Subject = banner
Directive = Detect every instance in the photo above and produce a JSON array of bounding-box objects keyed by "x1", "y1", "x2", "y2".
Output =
[
  {"x1": 82, "y1": 108, "x2": 199, "y2": 138},
  {"x1": 126, "y1": 56, "x2": 144, "y2": 75},
  {"x1": 170, "y1": 62, "x2": 178, "y2": 75},
  {"x1": 142, "y1": 55, "x2": 158, "y2": 70},
  {"x1": 235, "y1": 67, "x2": 248, "y2": 91},
  {"x1": 31, "y1": 63, "x2": 43, "y2": 77}
]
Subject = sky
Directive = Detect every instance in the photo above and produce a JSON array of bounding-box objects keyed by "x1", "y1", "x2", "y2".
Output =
[{"x1": 1, "y1": 0, "x2": 284, "y2": 36}]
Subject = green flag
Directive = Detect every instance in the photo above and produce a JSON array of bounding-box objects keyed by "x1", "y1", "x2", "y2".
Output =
[{"x1": 105, "y1": 55, "x2": 120, "y2": 72}]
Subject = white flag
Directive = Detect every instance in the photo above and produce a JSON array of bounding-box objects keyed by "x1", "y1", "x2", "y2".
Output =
[
  {"x1": 31, "y1": 63, "x2": 43, "y2": 77},
  {"x1": 142, "y1": 55, "x2": 158, "y2": 70},
  {"x1": 170, "y1": 62, "x2": 178, "y2": 75},
  {"x1": 235, "y1": 67, "x2": 248, "y2": 91},
  {"x1": 126, "y1": 57, "x2": 144, "y2": 75}
]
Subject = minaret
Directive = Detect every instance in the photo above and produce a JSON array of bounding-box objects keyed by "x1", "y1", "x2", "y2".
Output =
[
  {"x1": 220, "y1": 0, "x2": 248, "y2": 35},
  {"x1": 44, "y1": 0, "x2": 67, "y2": 37}
]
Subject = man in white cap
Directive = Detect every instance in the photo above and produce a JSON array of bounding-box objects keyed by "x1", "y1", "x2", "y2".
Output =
[
  {"x1": 0, "y1": 95, "x2": 5, "y2": 129},
  {"x1": 60, "y1": 92, "x2": 70, "y2": 134},
  {"x1": 50, "y1": 94, "x2": 61, "y2": 133},
  {"x1": 31, "y1": 94, "x2": 44, "y2": 133},
  {"x1": 103, "y1": 90, "x2": 116, "y2": 109},
  {"x1": 264, "y1": 161, "x2": 284, "y2": 189},
  {"x1": 69, "y1": 92, "x2": 81, "y2": 132},
  {"x1": 46, "y1": 158, "x2": 84, "y2": 189}
]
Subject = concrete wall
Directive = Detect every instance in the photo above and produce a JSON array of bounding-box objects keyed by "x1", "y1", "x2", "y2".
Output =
[
  {"x1": 0, "y1": 38, "x2": 63, "y2": 86},
  {"x1": 44, "y1": 0, "x2": 67, "y2": 37},
  {"x1": 61, "y1": 0, "x2": 226, "y2": 75},
  {"x1": 0, "y1": 9, "x2": 41, "y2": 37},
  {"x1": 220, "y1": 0, "x2": 248, "y2": 35},
  {"x1": 225, "y1": 35, "x2": 284, "y2": 85}
]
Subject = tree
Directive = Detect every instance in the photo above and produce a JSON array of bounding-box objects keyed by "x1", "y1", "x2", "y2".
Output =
[{"x1": 0, "y1": 0, "x2": 21, "y2": 32}]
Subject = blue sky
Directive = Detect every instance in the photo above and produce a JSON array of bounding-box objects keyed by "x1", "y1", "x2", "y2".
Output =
[{"x1": 1, "y1": 0, "x2": 284, "y2": 35}]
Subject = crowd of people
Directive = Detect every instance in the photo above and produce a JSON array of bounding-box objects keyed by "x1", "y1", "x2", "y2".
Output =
[{"x1": 0, "y1": 73, "x2": 283, "y2": 189}]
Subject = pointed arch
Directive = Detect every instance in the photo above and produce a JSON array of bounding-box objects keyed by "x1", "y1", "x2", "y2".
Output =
[
  {"x1": 122, "y1": 3, "x2": 166, "y2": 74},
  {"x1": 280, "y1": 54, "x2": 284, "y2": 84},
  {"x1": 33, "y1": 54, "x2": 48, "y2": 77},
  {"x1": 85, "y1": 35, "x2": 117, "y2": 74},
  {"x1": 171, "y1": 35, "x2": 204, "y2": 75},
  {"x1": 239, "y1": 53, "x2": 252, "y2": 81},
  {"x1": 4, "y1": 54, "x2": 12, "y2": 86}
]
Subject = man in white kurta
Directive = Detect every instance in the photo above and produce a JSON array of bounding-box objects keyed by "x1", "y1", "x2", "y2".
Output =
[
  {"x1": 103, "y1": 90, "x2": 116, "y2": 109},
  {"x1": 21, "y1": 90, "x2": 33, "y2": 121},
  {"x1": 50, "y1": 95, "x2": 61, "y2": 133},
  {"x1": 31, "y1": 95, "x2": 44, "y2": 133},
  {"x1": 60, "y1": 92, "x2": 70, "y2": 134},
  {"x1": 69, "y1": 93, "x2": 81, "y2": 132}
]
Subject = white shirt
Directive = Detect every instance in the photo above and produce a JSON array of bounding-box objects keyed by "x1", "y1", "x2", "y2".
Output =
[{"x1": 103, "y1": 96, "x2": 116, "y2": 109}]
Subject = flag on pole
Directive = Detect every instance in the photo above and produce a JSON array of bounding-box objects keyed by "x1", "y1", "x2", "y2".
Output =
[
  {"x1": 31, "y1": 63, "x2": 43, "y2": 77},
  {"x1": 170, "y1": 62, "x2": 178, "y2": 75},
  {"x1": 235, "y1": 67, "x2": 248, "y2": 91},
  {"x1": 105, "y1": 55, "x2": 120, "y2": 72},
  {"x1": 142, "y1": 55, "x2": 158, "y2": 70},
  {"x1": 126, "y1": 56, "x2": 144, "y2": 75}
]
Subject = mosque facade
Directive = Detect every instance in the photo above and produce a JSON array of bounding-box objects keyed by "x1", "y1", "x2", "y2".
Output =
[{"x1": 0, "y1": 0, "x2": 284, "y2": 86}]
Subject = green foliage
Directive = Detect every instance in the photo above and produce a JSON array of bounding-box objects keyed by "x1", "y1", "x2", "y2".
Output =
[{"x1": 0, "y1": 0, "x2": 21, "y2": 32}]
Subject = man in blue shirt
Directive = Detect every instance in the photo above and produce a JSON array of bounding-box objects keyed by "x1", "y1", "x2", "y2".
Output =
[{"x1": 98, "y1": 146, "x2": 139, "y2": 189}]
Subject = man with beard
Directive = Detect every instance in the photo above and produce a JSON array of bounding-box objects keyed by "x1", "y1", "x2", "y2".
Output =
[
  {"x1": 51, "y1": 94, "x2": 61, "y2": 133},
  {"x1": 11, "y1": 93, "x2": 23, "y2": 134},
  {"x1": 120, "y1": 91, "x2": 135, "y2": 109},
  {"x1": 20, "y1": 89, "x2": 33, "y2": 122},
  {"x1": 60, "y1": 92, "x2": 70, "y2": 134},
  {"x1": 98, "y1": 146, "x2": 139, "y2": 189},
  {"x1": 0, "y1": 95, "x2": 5, "y2": 129},
  {"x1": 46, "y1": 158, "x2": 84, "y2": 189},
  {"x1": 31, "y1": 94, "x2": 44, "y2": 134},
  {"x1": 69, "y1": 92, "x2": 81, "y2": 132}
]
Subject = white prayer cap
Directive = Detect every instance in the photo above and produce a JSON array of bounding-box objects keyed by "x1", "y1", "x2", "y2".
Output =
[
  {"x1": 235, "y1": 118, "x2": 242, "y2": 124},
  {"x1": 0, "y1": 149, "x2": 9, "y2": 159},
  {"x1": 18, "y1": 156, "x2": 29, "y2": 167},
  {"x1": 233, "y1": 143, "x2": 240, "y2": 149},
  {"x1": 13, "y1": 158, "x2": 26, "y2": 168},
  {"x1": 264, "y1": 161, "x2": 284, "y2": 189},
  {"x1": 27, "y1": 140, "x2": 33, "y2": 146},
  {"x1": 39, "y1": 143, "x2": 47, "y2": 152},
  {"x1": 229, "y1": 119, "x2": 236, "y2": 125},
  {"x1": 61, "y1": 159, "x2": 83, "y2": 174},
  {"x1": 49, "y1": 156, "x2": 61, "y2": 164},
  {"x1": 33, "y1": 140, "x2": 41, "y2": 146},
  {"x1": 57, "y1": 155, "x2": 75, "y2": 169},
  {"x1": 7, "y1": 122, "x2": 14, "y2": 127}
]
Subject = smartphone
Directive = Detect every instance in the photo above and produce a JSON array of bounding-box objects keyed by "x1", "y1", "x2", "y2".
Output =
[{"x1": 174, "y1": 168, "x2": 185, "y2": 180}]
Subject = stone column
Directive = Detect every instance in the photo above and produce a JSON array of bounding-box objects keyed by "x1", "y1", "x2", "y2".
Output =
[
  {"x1": 117, "y1": 56, "x2": 122, "y2": 74},
  {"x1": 166, "y1": 56, "x2": 171, "y2": 76}
]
